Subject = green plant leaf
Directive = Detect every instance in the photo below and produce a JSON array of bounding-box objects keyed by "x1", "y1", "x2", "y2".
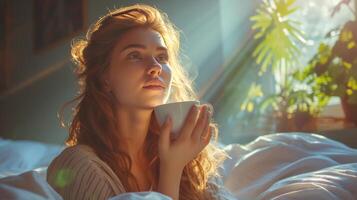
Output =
[
  {"x1": 259, "y1": 94, "x2": 280, "y2": 112},
  {"x1": 251, "y1": 0, "x2": 306, "y2": 75}
]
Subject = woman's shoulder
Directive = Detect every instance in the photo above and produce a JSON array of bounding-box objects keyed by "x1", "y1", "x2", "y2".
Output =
[
  {"x1": 47, "y1": 144, "x2": 126, "y2": 199},
  {"x1": 51, "y1": 144, "x2": 97, "y2": 162},
  {"x1": 47, "y1": 144, "x2": 100, "y2": 173}
]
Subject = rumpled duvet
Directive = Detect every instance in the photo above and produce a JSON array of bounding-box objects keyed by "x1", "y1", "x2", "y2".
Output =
[
  {"x1": 221, "y1": 133, "x2": 357, "y2": 200},
  {"x1": 0, "y1": 132, "x2": 356, "y2": 200}
]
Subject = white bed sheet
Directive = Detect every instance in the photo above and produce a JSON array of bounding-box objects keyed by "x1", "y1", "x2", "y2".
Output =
[
  {"x1": 0, "y1": 133, "x2": 357, "y2": 200},
  {"x1": 221, "y1": 133, "x2": 357, "y2": 200},
  {"x1": 0, "y1": 138, "x2": 63, "y2": 179}
]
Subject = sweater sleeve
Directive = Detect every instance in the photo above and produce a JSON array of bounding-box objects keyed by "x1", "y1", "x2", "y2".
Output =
[{"x1": 47, "y1": 145, "x2": 126, "y2": 200}]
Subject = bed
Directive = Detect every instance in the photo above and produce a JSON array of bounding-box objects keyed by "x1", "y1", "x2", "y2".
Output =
[{"x1": 1, "y1": 132, "x2": 357, "y2": 200}]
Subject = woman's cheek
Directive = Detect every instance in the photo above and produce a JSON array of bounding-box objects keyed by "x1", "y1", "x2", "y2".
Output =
[{"x1": 165, "y1": 65, "x2": 173, "y2": 81}]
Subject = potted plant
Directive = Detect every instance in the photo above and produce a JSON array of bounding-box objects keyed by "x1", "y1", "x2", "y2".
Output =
[
  {"x1": 303, "y1": 0, "x2": 357, "y2": 125},
  {"x1": 241, "y1": 0, "x2": 321, "y2": 131},
  {"x1": 240, "y1": 64, "x2": 330, "y2": 131},
  {"x1": 242, "y1": 0, "x2": 357, "y2": 131},
  {"x1": 308, "y1": 41, "x2": 357, "y2": 124}
]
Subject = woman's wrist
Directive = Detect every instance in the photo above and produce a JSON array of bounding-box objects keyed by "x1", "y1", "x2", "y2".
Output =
[{"x1": 157, "y1": 163, "x2": 184, "y2": 200}]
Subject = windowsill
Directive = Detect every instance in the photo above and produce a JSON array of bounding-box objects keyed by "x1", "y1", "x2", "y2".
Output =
[
  {"x1": 319, "y1": 97, "x2": 345, "y2": 118},
  {"x1": 313, "y1": 97, "x2": 357, "y2": 148},
  {"x1": 317, "y1": 98, "x2": 355, "y2": 131}
]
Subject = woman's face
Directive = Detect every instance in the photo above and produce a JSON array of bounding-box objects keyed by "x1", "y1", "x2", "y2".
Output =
[{"x1": 105, "y1": 27, "x2": 172, "y2": 109}]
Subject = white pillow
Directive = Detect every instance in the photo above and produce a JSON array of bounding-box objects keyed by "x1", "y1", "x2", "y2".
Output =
[
  {"x1": 0, "y1": 138, "x2": 64, "y2": 178},
  {"x1": 0, "y1": 170, "x2": 62, "y2": 200},
  {"x1": 108, "y1": 192, "x2": 172, "y2": 200}
]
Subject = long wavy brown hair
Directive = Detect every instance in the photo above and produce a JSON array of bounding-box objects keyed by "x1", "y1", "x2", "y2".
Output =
[{"x1": 59, "y1": 4, "x2": 228, "y2": 200}]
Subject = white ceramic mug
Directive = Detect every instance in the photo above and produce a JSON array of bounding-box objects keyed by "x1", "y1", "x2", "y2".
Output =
[{"x1": 154, "y1": 100, "x2": 200, "y2": 139}]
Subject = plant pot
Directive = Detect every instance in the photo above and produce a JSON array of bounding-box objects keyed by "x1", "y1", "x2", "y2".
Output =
[
  {"x1": 293, "y1": 111, "x2": 315, "y2": 130},
  {"x1": 274, "y1": 111, "x2": 317, "y2": 132},
  {"x1": 276, "y1": 117, "x2": 294, "y2": 132},
  {"x1": 273, "y1": 111, "x2": 292, "y2": 132},
  {"x1": 340, "y1": 97, "x2": 357, "y2": 126}
]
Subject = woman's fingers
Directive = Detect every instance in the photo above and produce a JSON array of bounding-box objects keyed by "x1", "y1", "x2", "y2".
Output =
[
  {"x1": 201, "y1": 125, "x2": 213, "y2": 146},
  {"x1": 157, "y1": 104, "x2": 214, "y2": 168},
  {"x1": 191, "y1": 105, "x2": 209, "y2": 141},
  {"x1": 178, "y1": 104, "x2": 200, "y2": 140}
]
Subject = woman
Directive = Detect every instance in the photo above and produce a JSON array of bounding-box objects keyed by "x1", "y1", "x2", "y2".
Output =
[{"x1": 47, "y1": 4, "x2": 232, "y2": 200}]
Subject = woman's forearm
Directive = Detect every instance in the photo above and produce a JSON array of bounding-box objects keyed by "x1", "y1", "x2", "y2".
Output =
[{"x1": 157, "y1": 164, "x2": 183, "y2": 200}]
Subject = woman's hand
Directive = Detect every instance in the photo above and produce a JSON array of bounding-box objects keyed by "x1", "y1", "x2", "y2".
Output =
[{"x1": 158, "y1": 104, "x2": 213, "y2": 171}]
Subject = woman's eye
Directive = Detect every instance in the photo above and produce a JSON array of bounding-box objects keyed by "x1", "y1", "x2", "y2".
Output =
[
  {"x1": 156, "y1": 54, "x2": 169, "y2": 63},
  {"x1": 127, "y1": 52, "x2": 142, "y2": 60}
]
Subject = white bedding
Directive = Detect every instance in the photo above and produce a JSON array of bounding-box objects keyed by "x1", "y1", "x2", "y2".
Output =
[
  {"x1": 0, "y1": 139, "x2": 63, "y2": 179},
  {"x1": 0, "y1": 133, "x2": 357, "y2": 200},
  {"x1": 221, "y1": 133, "x2": 357, "y2": 200}
]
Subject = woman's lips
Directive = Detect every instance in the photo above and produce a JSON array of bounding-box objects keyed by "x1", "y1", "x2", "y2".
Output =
[{"x1": 143, "y1": 85, "x2": 165, "y2": 90}]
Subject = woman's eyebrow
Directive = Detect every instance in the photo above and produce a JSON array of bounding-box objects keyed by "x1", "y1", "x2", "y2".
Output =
[{"x1": 120, "y1": 44, "x2": 168, "y2": 53}]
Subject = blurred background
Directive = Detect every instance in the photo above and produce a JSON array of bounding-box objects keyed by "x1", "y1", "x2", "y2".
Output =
[{"x1": 0, "y1": 0, "x2": 356, "y2": 147}]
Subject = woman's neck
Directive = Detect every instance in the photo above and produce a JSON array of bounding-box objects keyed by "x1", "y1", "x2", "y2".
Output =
[
  {"x1": 114, "y1": 106, "x2": 153, "y2": 160},
  {"x1": 130, "y1": 152, "x2": 155, "y2": 191}
]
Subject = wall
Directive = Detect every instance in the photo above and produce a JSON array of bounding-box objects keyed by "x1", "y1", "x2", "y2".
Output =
[{"x1": 0, "y1": 0, "x2": 239, "y2": 144}]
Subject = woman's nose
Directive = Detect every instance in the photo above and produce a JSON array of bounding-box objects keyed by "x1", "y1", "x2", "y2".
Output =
[{"x1": 147, "y1": 57, "x2": 162, "y2": 76}]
